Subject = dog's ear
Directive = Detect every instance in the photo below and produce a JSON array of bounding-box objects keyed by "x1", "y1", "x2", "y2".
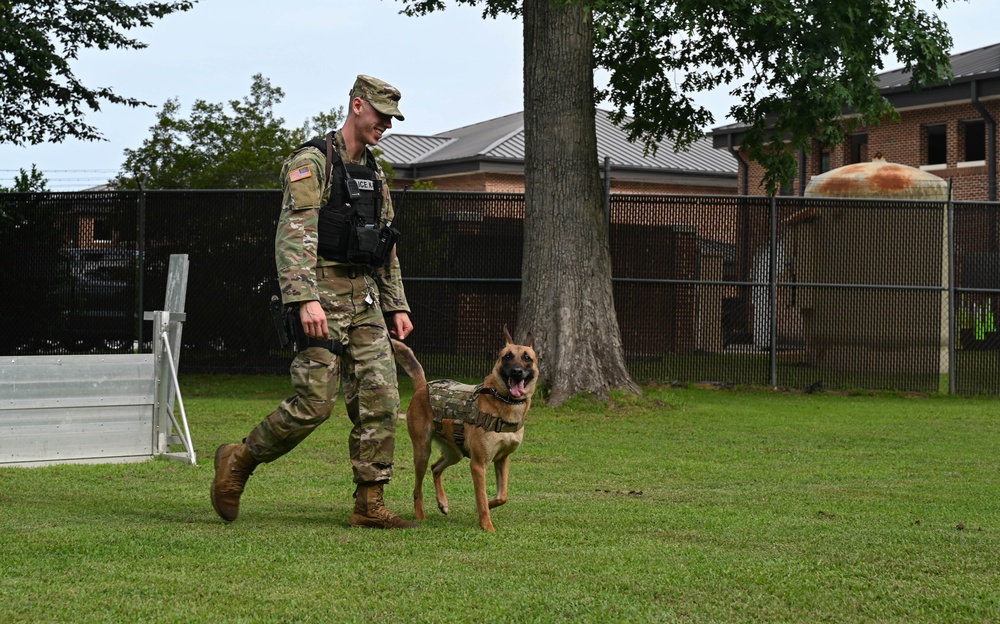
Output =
[
  {"x1": 525, "y1": 331, "x2": 534, "y2": 349},
  {"x1": 503, "y1": 324, "x2": 513, "y2": 345}
]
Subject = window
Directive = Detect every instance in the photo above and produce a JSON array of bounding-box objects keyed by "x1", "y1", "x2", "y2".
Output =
[
  {"x1": 963, "y1": 120, "x2": 986, "y2": 162},
  {"x1": 850, "y1": 133, "x2": 868, "y2": 164},
  {"x1": 810, "y1": 140, "x2": 832, "y2": 174},
  {"x1": 925, "y1": 124, "x2": 947, "y2": 165},
  {"x1": 93, "y1": 218, "x2": 113, "y2": 243}
]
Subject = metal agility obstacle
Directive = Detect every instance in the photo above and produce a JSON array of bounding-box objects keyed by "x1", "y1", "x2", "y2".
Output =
[{"x1": 0, "y1": 255, "x2": 195, "y2": 467}]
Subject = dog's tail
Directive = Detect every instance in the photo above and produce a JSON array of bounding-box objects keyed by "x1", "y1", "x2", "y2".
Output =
[{"x1": 391, "y1": 338, "x2": 426, "y2": 389}]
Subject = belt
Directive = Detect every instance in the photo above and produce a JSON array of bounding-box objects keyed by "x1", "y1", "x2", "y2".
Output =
[{"x1": 317, "y1": 265, "x2": 370, "y2": 279}]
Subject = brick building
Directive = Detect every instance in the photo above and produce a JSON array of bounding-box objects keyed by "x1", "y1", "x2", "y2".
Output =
[
  {"x1": 377, "y1": 108, "x2": 739, "y2": 194},
  {"x1": 711, "y1": 42, "x2": 1000, "y2": 201}
]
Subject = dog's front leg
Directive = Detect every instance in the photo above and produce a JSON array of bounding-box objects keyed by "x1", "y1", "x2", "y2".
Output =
[
  {"x1": 489, "y1": 456, "x2": 510, "y2": 509},
  {"x1": 470, "y1": 458, "x2": 495, "y2": 532}
]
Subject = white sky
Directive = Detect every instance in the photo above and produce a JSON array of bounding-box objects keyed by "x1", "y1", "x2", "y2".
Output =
[{"x1": 0, "y1": 0, "x2": 995, "y2": 190}]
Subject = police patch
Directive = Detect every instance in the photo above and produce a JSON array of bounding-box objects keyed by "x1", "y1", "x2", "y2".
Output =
[
  {"x1": 356, "y1": 179, "x2": 374, "y2": 191},
  {"x1": 289, "y1": 166, "x2": 312, "y2": 182}
]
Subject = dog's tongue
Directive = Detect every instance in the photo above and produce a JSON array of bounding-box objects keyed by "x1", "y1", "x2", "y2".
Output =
[{"x1": 509, "y1": 379, "x2": 526, "y2": 398}]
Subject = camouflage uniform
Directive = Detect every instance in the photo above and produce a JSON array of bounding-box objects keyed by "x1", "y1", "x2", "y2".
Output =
[{"x1": 244, "y1": 127, "x2": 409, "y2": 485}]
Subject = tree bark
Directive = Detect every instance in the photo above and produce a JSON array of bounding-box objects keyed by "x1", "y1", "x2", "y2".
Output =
[{"x1": 520, "y1": 0, "x2": 640, "y2": 405}]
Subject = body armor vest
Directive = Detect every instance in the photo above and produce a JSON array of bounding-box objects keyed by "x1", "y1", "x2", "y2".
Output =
[{"x1": 302, "y1": 135, "x2": 397, "y2": 267}]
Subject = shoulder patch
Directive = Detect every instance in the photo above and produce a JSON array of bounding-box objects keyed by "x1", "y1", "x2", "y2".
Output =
[{"x1": 289, "y1": 166, "x2": 312, "y2": 182}]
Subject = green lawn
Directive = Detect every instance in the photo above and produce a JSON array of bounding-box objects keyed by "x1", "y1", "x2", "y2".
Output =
[{"x1": 2, "y1": 376, "x2": 998, "y2": 623}]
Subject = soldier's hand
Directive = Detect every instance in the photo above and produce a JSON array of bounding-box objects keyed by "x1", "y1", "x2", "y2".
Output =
[
  {"x1": 390, "y1": 312, "x2": 412, "y2": 340},
  {"x1": 300, "y1": 300, "x2": 329, "y2": 340}
]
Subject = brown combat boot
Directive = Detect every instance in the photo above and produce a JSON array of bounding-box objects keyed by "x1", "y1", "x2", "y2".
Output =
[
  {"x1": 349, "y1": 482, "x2": 419, "y2": 529},
  {"x1": 210, "y1": 443, "x2": 259, "y2": 522}
]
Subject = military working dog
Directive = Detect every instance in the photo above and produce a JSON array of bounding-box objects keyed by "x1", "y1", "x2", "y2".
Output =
[{"x1": 392, "y1": 327, "x2": 538, "y2": 532}]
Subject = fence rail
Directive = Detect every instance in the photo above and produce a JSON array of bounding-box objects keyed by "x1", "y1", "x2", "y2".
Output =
[{"x1": 1, "y1": 190, "x2": 997, "y2": 395}]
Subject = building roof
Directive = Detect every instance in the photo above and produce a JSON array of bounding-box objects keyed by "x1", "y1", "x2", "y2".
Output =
[
  {"x1": 711, "y1": 41, "x2": 1000, "y2": 148},
  {"x1": 378, "y1": 108, "x2": 738, "y2": 182},
  {"x1": 878, "y1": 41, "x2": 1000, "y2": 90}
]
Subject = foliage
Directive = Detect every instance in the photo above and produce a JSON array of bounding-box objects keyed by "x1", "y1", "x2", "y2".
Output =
[
  {"x1": 113, "y1": 74, "x2": 344, "y2": 189},
  {"x1": 0, "y1": 0, "x2": 195, "y2": 145},
  {"x1": 408, "y1": 178, "x2": 438, "y2": 190},
  {"x1": 0, "y1": 165, "x2": 48, "y2": 193},
  {"x1": 371, "y1": 147, "x2": 396, "y2": 185},
  {"x1": 396, "y1": 0, "x2": 954, "y2": 195},
  {"x1": 595, "y1": 0, "x2": 954, "y2": 195},
  {"x1": 2, "y1": 381, "x2": 999, "y2": 622}
]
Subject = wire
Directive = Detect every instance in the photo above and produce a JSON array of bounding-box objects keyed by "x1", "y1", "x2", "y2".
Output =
[{"x1": 1, "y1": 169, "x2": 118, "y2": 191}]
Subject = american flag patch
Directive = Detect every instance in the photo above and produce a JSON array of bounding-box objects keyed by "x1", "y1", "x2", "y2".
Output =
[{"x1": 289, "y1": 166, "x2": 312, "y2": 182}]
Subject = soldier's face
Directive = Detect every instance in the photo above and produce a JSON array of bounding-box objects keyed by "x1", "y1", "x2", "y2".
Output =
[{"x1": 356, "y1": 98, "x2": 392, "y2": 146}]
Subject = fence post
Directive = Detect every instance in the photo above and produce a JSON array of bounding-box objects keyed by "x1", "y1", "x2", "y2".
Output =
[
  {"x1": 603, "y1": 156, "x2": 611, "y2": 230},
  {"x1": 770, "y1": 195, "x2": 778, "y2": 388},
  {"x1": 948, "y1": 180, "x2": 956, "y2": 395},
  {"x1": 135, "y1": 180, "x2": 146, "y2": 352}
]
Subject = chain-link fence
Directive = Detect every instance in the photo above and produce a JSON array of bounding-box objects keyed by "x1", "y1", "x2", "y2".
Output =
[{"x1": 2, "y1": 189, "x2": 997, "y2": 394}]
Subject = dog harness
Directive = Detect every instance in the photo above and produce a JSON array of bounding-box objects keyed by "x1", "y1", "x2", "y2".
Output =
[{"x1": 426, "y1": 380, "x2": 524, "y2": 457}]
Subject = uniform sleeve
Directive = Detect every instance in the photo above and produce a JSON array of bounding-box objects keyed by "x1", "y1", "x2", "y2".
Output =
[
  {"x1": 276, "y1": 149, "x2": 326, "y2": 305},
  {"x1": 376, "y1": 253, "x2": 410, "y2": 313},
  {"x1": 374, "y1": 173, "x2": 411, "y2": 313}
]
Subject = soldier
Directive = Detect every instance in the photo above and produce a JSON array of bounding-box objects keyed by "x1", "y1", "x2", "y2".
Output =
[{"x1": 211, "y1": 75, "x2": 417, "y2": 529}]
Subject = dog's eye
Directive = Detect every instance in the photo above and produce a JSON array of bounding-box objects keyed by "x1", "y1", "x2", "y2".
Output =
[
  {"x1": 503, "y1": 353, "x2": 514, "y2": 361},
  {"x1": 521, "y1": 354, "x2": 533, "y2": 364}
]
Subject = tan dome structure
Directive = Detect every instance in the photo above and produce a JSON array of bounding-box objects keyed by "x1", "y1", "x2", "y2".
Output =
[
  {"x1": 805, "y1": 157, "x2": 950, "y2": 200},
  {"x1": 788, "y1": 157, "x2": 950, "y2": 378}
]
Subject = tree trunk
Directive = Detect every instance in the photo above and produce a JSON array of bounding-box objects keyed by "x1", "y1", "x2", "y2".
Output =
[{"x1": 519, "y1": 0, "x2": 640, "y2": 405}]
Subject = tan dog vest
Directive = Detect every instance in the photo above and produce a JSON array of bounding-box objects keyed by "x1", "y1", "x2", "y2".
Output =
[{"x1": 426, "y1": 380, "x2": 523, "y2": 457}]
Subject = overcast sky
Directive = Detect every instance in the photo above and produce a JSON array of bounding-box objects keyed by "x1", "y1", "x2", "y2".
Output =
[{"x1": 1, "y1": 0, "x2": 996, "y2": 190}]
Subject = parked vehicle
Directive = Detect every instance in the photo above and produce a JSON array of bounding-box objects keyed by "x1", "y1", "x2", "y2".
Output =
[{"x1": 57, "y1": 248, "x2": 137, "y2": 350}]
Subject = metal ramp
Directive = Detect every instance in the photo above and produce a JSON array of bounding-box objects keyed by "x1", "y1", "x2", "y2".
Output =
[{"x1": 0, "y1": 255, "x2": 195, "y2": 467}]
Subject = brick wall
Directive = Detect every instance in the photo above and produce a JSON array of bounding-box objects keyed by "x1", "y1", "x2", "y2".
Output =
[
  {"x1": 608, "y1": 179, "x2": 737, "y2": 195},
  {"x1": 393, "y1": 172, "x2": 737, "y2": 195},
  {"x1": 616, "y1": 223, "x2": 706, "y2": 356},
  {"x1": 739, "y1": 99, "x2": 1000, "y2": 200}
]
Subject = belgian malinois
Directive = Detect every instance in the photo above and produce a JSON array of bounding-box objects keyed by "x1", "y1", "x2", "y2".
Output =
[{"x1": 392, "y1": 326, "x2": 537, "y2": 532}]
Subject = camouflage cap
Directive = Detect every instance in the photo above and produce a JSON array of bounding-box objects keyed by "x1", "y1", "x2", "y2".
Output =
[{"x1": 350, "y1": 74, "x2": 404, "y2": 121}]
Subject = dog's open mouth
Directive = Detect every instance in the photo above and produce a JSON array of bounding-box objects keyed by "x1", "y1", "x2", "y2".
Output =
[{"x1": 508, "y1": 378, "x2": 527, "y2": 399}]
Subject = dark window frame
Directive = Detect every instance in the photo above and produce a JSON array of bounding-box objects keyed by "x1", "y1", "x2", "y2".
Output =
[
  {"x1": 93, "y1": 218, "x2": 114, "y2": 243},
  {"x1": 962, "y1": 119, "x2": 986, "y2": 163},
  {"x1": 850, "y1": 133, "x2": 868, "y2": 164},
  {"x1": 925, "y1": 123, "x2": 948, "y2": 166}
]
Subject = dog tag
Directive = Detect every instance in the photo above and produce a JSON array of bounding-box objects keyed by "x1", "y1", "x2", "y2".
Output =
[{"x1": 365, "y1": 292, "x2": 374, "y2": 306}]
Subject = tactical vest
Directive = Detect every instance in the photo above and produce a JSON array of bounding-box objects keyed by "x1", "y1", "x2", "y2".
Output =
[
  {"x1": 302, "y1": 133, "x2": 398, "y2": 267},
  {"x1": 427, "y1": 380, "x2": 524, "y2": 457}
]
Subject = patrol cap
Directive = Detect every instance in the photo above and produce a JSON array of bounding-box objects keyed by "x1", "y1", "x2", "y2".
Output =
[{"x1": 350, "y1": 74, "x2": 404, "y2": 121}]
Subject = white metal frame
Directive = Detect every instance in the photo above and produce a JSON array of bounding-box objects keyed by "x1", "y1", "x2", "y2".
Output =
[{"x1": 0, "y1": 255, "x2": 195, "y2": 467}]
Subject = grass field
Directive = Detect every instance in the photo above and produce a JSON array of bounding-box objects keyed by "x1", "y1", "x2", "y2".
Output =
[{"x1": 2, "y1": 375, "x2": 998, "y2": 623}]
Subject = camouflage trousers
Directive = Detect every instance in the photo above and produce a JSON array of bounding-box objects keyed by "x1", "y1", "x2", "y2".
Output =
[{"x1": 245, "y1": 266, "x2": 399, "y2": 484}]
